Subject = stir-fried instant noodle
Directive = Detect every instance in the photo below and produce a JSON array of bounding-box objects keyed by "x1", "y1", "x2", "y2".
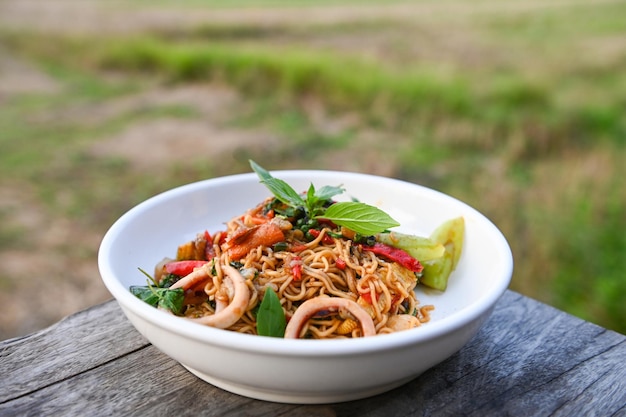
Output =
[{"x1": 130, "y1": 162, "x2": 464, "y2": 339}]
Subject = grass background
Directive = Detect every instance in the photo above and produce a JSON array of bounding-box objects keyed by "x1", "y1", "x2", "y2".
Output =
[{"x1": 0, "y1": 0, "x2": 624, "y2": 338}]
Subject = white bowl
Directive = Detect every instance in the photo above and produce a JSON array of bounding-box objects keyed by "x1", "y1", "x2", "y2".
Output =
[{"x1": 98, "y1": 170, "x2": 513, "y2": 404}]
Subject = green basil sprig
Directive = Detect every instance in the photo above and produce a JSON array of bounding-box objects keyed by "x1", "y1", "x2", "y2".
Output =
[
  {"x1": 250, "y1": 160, "x2": 399, "y2": 235},
  {"x1": 130, "y1": 268, "x2": 185, "y2": 315}
]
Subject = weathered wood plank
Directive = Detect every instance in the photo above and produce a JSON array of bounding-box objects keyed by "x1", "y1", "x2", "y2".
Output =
[
  {"x1": 1, "y1": 291, "x2": 624, "y2": 416},
  {"x1": 329, "y1": 292, "x2": 626, "y2": 417},
  {"x1": 0, "y1": 299, "x2": 149, "y2": 402}
]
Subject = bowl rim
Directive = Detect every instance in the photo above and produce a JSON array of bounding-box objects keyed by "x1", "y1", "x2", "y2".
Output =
[{"x1": 98, "y1": 170, "x2": 513, "y2": 357}]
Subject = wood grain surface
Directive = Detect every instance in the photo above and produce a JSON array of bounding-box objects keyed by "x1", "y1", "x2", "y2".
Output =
[{"x1": 1, "y1": 291, "x2": 624, "y2": 416}]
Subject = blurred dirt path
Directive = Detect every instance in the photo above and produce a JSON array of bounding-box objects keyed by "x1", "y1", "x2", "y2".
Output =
[{"x1": 1, "y1": 0, "x2": 617, "y2": 35}]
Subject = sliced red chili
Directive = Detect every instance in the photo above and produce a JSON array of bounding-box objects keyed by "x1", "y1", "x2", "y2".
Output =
[
  {"x1": 216, "y1": 231, "x2": 228, "y2": 245},
  {"x1": 335, "y1": 257, "x2": 347, "y2": 270},
  {"x1": 290, "y1": 256, "x2": 303, "y2": 281},
  {"x1": 360, "y1": 291, "x2": 402, "y2": 306},
  {"x1": 308, "y1": 229, "x2": 334, "y2": 245},
  {"x1": 165, "y1": 260, "x2": 209, "y2": 276},
  {"x1": 203, "y1": 230, "x2": 215, "y2": 259},
  {"x1": 290, "y1": 243, "x2": 308, "y2": 253},
  {"x1": 391, "y1": 293, "x2": 402, "y2": 306},
  {"x1": 361, "y1": 242, "x2": 423, "y2": 273},
  {"x1": 360, "y1": 291, "x2": 374, "y2": 304}
]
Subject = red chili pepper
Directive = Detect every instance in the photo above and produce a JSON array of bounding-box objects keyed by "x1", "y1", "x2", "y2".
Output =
[
  {"x1": 216, "y1": 231, "x2": 228, "y2": 245},
  {"x1": 361, "y1": 291, "x2": 402, "y2": 306},
  {"x1": 335, "y1": 257, "x2": 347, "y2": 270},
  {"x1": 290, "y1": 256, "x2": 303, "y2": 281},
  {"x1": 290, "y1": 243, "x2": 308, "y2": 253},
  {"x1": 203, "y1": 230, "x2": 215, "y2": 260},
  {"x1": 308, "y1": 229, "x2": 334, "y2": 245},
  {"x1": 165, "y1": 260, "x2": 209, "y2": 276},
  {"x1": 361, "y1": 242, "x2": 423, "y2": 273},
  {"x1": 391, "y1": 293, "x2": 402, "y2": 306}
]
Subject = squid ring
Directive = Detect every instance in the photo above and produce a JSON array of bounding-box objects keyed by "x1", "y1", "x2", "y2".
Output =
[
  {"x1": 284, "y1": 297, "x2": 376, "y2": 338},
  {"x1": 172, "y1": 264, "x2": 250, "y2": 329}
]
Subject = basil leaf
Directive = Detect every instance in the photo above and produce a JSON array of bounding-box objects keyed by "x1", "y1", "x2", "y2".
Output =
[
  {"x1": 130, "y1": 286, "x2": 160, "y2": 307},
  {"x1": 158, "y1": 288, "x2": 185, "y2": 315},
  {"x1": 306, "y1": 184, "x2": 345, "y2": 216},
  {"x1": 314, "y1": 185, "x2": 345, "y2": 201},
  {"x1": 130, "y1": 286, "x2": 185, "y2": 315},
  {"x1": 262, "y1": 177, "x2": 306, "y2": 208},
  {"x1": 250, "y1": 161, "x2": 305, "y2": 208},
  {"x1": 318, "y1": 201, "x2": 400, "y2": 235},
  {"x1": 249, "y1": 159, "x2": 273, "y2": 181},
  {"x1": 257, "y1": 287, "x2": 286, "y2": 337},
  {"x1": 306, "y1": 183, "x2": 316, "y2": 203}
]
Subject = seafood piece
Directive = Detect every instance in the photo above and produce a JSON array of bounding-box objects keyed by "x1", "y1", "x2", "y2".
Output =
[
  {"x1": 386, "y1": 314, "x2": 420, "y2": 331},
  {"x1": 170, "y1": 264, "x2": 211, "y2": 291},
  {"x1": 177, "y1": 265, "x2": 250, "y2": 329},
  {"x1": 285, "y1": 297, "x2": 376, "y2": 338},
  {"x1": 223, "y1": 221, "x2": 285, "y2": 260}
]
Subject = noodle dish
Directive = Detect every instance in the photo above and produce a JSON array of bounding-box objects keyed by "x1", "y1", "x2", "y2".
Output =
[
  {"x1": 130, "y1": 161, "x2": 464, "y2": 339},
  {"x1": 98, "y1": 165, "x2": 512, "y2": 403}
]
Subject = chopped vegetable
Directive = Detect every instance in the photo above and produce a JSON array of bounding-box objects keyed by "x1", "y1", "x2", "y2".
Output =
[
  {"x1": 430, "y1": 216, "x2": 465, "y2": 270},
  {"x1": 420, "y1": 253, "x2": 453, "y2": 291},
  {"x1": 307, "y1": 228, "x2": 334, "y2": 245},
  {"x1": 420, "y1": 217, "x2": 465, "y2": 291},
  {"x1": 290, "y1": 256, "x2": 303, "y2": 281},
  {"x1": 376, "y1": 231, "x2": 445, "y2": 262},
  {"x1": 165, "y1": 260, "x2": 209, "y2": 276},
  {"x1": 203, "y1": 230, "x2": 216, "y2": 259},
  {"x1": 335, "y1": 257, "x2": 347, "y2": 270},
  {"x1": 176, "y1": 236, "x2": 207, "y2": 261},
  {"x1": 361, "y1": 242, "x2": 423, "y2": 273}
]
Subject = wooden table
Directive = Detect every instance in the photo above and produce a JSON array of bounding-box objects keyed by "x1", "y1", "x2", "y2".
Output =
[{"x1": 1, "y1": 290, "x2": 624, "y2": 416}]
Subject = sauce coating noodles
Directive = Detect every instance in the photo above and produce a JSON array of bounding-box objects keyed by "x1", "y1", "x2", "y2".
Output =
[{"x1": 159, "y1": 197, "x2": 433, "y2": 339}]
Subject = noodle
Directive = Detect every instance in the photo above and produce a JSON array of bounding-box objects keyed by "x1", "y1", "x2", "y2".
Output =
[{"x1": 157, "y1": 196, "x2": 434, "y2": 339}]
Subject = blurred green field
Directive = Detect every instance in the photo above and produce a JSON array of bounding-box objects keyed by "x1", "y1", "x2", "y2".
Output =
[{"x1": 0, "y1": 0, "x2": 624, "y2": 338}]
